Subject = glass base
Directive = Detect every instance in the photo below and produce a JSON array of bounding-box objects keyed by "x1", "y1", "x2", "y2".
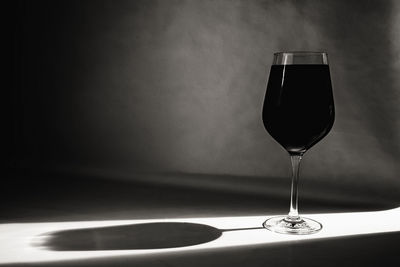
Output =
[{"x1": 263, "y1": 216, "x2": 322, "y2": 235}]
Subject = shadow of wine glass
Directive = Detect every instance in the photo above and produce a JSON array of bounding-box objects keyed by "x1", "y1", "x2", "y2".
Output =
[{"x1": 40, "y1": 222, "x2": 225, "y2": 251}]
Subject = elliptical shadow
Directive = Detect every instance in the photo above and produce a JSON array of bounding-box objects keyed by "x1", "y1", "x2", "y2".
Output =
[{"x1": 40, "y1": 222, "x2": 222, "y2": 251}]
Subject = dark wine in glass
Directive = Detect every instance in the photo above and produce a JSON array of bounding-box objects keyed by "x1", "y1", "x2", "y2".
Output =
[{"x1": 262, "y1": 52, "x2": 335, "y2": 234}]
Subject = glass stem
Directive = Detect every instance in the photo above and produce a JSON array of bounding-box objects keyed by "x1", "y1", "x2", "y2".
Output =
[{"x1": 287, "y1": 154, "x2": 302, "y2": 222}]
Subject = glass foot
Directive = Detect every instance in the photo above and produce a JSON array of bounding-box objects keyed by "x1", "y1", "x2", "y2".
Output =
[{"x1": 263, "y1": 216, "x2": 322, "y2": 235}]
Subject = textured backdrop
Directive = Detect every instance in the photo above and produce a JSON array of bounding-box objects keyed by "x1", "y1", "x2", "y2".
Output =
[{"x1": 11, "y1": 0, "x2": 400, "y2": 200}]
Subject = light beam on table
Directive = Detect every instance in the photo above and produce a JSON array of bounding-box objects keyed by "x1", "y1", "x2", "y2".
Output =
[{"x1": 0, "y1": 207, "x2": 399, "y2": 265}]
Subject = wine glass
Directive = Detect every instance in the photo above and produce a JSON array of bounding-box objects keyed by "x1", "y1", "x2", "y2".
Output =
[{"x1": 262, "y1": 51, "x2": 335, "y2": 234}]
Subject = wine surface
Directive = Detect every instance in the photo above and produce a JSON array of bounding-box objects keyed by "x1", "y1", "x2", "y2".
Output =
[{"x1": 262, "y1": 64, "x2": 335, "y2": 155}]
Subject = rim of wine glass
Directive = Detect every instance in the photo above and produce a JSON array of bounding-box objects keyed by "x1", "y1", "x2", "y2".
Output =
[
  {"x1": 273, "y1": 51, "x2": 328, "y2": 55},
  {"x1": 273, "y1": 51, "x2": 328, "y2": 65}
]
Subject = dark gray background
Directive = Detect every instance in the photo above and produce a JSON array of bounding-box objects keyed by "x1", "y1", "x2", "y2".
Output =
[{"x1": 11, "y1": 0, "x2": 400, "y2": 199}]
